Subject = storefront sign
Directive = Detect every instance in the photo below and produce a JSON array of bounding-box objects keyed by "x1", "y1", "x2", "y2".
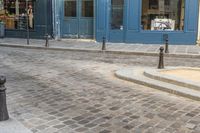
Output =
[{"x1": 151, "y1": 18, "x2": 175, "y2": 31}]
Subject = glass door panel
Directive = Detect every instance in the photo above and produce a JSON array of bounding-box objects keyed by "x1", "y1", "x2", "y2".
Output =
[
  {"x1": 82, "y1": 0, "x2": 93, "y2": 17},
  {"x1": 64, "y1": 0, "x2": 77, "y2": 17},
  {"x1": 111, "y1": 0, "x2": 124, "y2": 30},
  {"x1": 109, "y1": 0, "x2": 125, "y2": 42}
]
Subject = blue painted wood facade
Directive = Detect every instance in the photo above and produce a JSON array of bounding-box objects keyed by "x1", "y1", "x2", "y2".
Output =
[
  {"x1": 96, "y1": 0, "x2": 199, "y2": 45},
  {"x1": 5, "y1": 0, "x2": 52, "y2": 39},
  {"x1": 53, "y1": 0, "x2": 94, "y2": 39}
]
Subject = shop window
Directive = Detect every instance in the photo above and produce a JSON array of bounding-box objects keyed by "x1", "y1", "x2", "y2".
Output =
[
  {"x1": 111, "y1": 0, "x2": 124, "y2": 30},
  {"x1": 82, "y1": 0, "x2": 93, "y2": 17},
  {"x1": 64, "y1": 0, "x2": 76, "y2": 17},
  {"x1": 141, "y1": 0, "x2": 185, "y2": 31},
  {"x1": 0, "y1": 0, "x2": 34, "y2": 30}
]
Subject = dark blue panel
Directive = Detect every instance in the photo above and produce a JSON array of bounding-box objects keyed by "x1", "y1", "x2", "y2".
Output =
[
  {"x1": 187, "y1": 0, "x2": 199, "y2": 31},
  {"x1": 95, "y1": 0, "x2": 108, "y2": 41},
  {"x1": 62, "y1": 18, "x2": 78, "y2": 37},
  {"x1": 79, "y1": 18, "x2": 94, "y2": 38},
  {"x1": 125, "y1": 31, "x2": 196, "y2": 45},
  {"x1": 127, "y1": 0, "x2": 140, "y2": 31},
  {"x1": 109, "y1": 31, "x2": 124, "y2": 42}
]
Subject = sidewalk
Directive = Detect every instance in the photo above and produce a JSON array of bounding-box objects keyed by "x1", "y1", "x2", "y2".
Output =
[
  {"x1": 0, "y1": 117, "x2": 32, "y2": 133},
  {"x1": 0, "y1": 38, "x2": 200, "y2": 58}
]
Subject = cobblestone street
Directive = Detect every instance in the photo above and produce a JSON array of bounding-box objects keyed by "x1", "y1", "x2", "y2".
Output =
[{"x1": 0, "y1": 47, "x2": 200, "y2": 133}]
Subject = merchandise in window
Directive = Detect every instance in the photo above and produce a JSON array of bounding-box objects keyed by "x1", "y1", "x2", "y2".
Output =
[
  {"x1": 0, "y1": 0, "x2": 34, "y2": 30},
  {"x1": 111, "y1": 0, "x2": 124, "y2": 30},
  {"x1": 141, "y1": 0, "x2": 185, "y2": 31}
]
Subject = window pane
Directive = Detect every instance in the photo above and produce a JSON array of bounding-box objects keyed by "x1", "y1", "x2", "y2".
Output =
[
  {"x1": 141, "y1": 0, "x2": 185, "y2": 31},
  {"x1": 0, "y1": 0, "x2": 34, "y2": 30},
  {"x1": 82, "y1": 0, "x2": 93, "y2": 17},
  {"x1": 111, "y1": 0, "x2": 124, "y2": 30},
  {"x1": 64, "y1": 0, "x2": 76, "y2": 17}
]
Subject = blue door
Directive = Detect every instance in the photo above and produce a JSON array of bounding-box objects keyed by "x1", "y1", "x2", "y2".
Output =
[
  {"x1": 109, "y1": 0, "x2": 126, "y2": 42},
  {"x1": 62, "y1": 0, "x2": 94, "y2": 38}
]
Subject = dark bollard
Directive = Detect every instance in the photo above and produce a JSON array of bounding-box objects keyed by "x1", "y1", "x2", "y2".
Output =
[
  {"x1": 0, "y1": 76, "x2": 9, "y2": 121},
  {"x1": 158, "y1": 46, "x2": 164, "y2": 69},
  {"x1": 163, "y1": 34, "x2": 169, "y2": 53},
  {"x1": 45, "y1": 34, "x2": 51, "y2": 47},
  {"x1": 102, "y1": 37, "x2": 106, "y2": 51}
]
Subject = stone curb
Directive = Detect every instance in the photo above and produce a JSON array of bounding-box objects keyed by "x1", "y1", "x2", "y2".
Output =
[
  {"x1": 0, "y1": 43, "x2": 200, "y2": 58},
  {"x1": 144, "y1": 67, "x2": 200, "y2": 91},
  {"x1": 115, "y1": 68, "x2": 200, "y2": 101}
]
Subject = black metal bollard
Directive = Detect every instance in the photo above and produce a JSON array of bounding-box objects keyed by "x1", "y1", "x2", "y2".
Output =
[
  {"x1": 158, "y1": 46, "x2": 164, "y2": 69},
  {"x1": 102, "y1": 37, "x2": 106, "y2": 51},
  {"x1": 0, "y1": 76, "x2": 9, "y2": 121},
  {"x1": 163, "y1": 34, "x2": 169, "y2": 53},
  {"x1": 45, "y1": 34, "x2": 50, "y2": 47}
]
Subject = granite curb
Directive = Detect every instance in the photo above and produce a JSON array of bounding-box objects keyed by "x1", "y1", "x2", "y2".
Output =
[
  {"x1": 115, "y1": 67, "x2": 200, "y2": 101},
  {"x1": 144, "y1": 67, "x2": 200, "y2": 91},
  {"x1": 1, "y1": 43, "x2": 200, "y2": 58}
]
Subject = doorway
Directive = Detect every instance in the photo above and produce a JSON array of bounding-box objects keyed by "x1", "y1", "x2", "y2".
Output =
[{"x1": 61, "y1": 0, "x2": 94, "y2": 38}]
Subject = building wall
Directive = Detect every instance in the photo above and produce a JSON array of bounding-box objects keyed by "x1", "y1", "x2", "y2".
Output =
[
  {"x1": 197, "y1": 0, "x2": 200, "y2": 45},
  {"x1": 5, "y1": 0, "x2": 52, "y2": 39},
  {"x1": 96, "y1": 0, "x2": 199, "y2": 45}
]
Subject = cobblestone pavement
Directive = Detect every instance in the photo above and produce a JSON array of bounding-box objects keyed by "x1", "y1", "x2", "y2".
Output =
[
  {"x1": 0, "y1": 47, "x2": 200, "y2": 133},
  {"x1": 1, "y1": 38, "x2": 200, "y2": 55}
]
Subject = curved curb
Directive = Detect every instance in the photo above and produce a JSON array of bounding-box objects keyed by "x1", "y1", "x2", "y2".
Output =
[
  {"x1": 0, "y1": 43, "x2": 200, "y2": 58},
  {"x1": 115, "y1": 68, "x2": 200, "y2": 101},
  {"x1": 144, "y1": 67, "x2": 200, "y2": 91}
]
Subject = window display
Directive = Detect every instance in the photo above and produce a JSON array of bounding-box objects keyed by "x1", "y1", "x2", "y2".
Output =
[
  {"x1": 110, "y1": 0, "x2": 124, "y2": 30},
  {"x1": 141, "y1": 0, "x2": 185, "y2": 31},
  {"x1": 0, "y1": 0, "x2": 34, "y2": 30}
]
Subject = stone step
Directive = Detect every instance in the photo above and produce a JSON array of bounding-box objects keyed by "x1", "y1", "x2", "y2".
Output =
[
  {"x1": 115, "y1": 68, "x2": 200, "y2": 101},
  {"x1": 144, "y1": 68, "x2": 200, "y2": 92}
]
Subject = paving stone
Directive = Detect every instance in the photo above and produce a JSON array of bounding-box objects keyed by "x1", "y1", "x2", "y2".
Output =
[
  {"x1": 75, "y1": 127, "x2": 89, "y2": 132},
  {"x1": 53, "y1": 124, "x2": 66, "y2": 129},
  {"x1": 186, "y1": 123, "x2": 197, "y2": 129},
  {"x1": 35, "y1": 124, "x2": 49, "y2": 131},
  {"x1": 1, "y1": 46, "x2": 200, "y2": 133},
  {"x1": 99, "y1": 129, "x2": 112, "y2": 133},
  {"x1": 72, "y1": 116, "x2": 85, "y2": 121},
  {"x1": 58, "y1": 116, "x2": 70, "y2": 121},
  {"x1": 63, "y1": 120, "x2": 76, "y2": 125},
  {"x1": 84, "y1": 123, "x2": 97, "y2": 128},
  {"x1": 78, "y1": 119, "x2": 90, "y2": 125},
  {"x1": 99, "y1": 123, "x2": 112, "y2": 127}
]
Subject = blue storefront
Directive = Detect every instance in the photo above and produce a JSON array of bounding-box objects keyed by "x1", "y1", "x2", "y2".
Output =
[
  {"x1": 0, "y1": 0, "x2": 52, "y2": 38},
  {"x1": 53, "y1": 0, "x2": 199, "y2": 45}
]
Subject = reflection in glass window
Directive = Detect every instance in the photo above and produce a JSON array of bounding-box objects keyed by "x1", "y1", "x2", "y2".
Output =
[
  {"x1": 141, "y1": 0, "x2": 185, "y2": 31},
  {"x1": 0, "y1": 0, "x2": 34, "y2": 30},
  {"x1": 111, "y1": 0, "x2": 124, "y2": 30},
  {"x1": 82, "y1": 0, "x2": 93, "y2": 17},
  {"x1": 64, "y1": 0, "x2": 76, "y2": 17}
]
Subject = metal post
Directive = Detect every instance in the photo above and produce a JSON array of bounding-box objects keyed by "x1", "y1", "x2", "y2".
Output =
[
  {"x1": 158, "y1": 46, "x2": 164, "y2": 69},
  {"x1": 45, "y1": 34, "x2": 50, "y2": 47},
  {"x1": 26, "y1": 0, "x2": 30, "y2": 45},
  {"x1": 163, "y1": 34, "x2": 169, "y2": 53},
  {"x1": 102, "y1": 37, "x2": 106, "y2": 51},
  {"x1": 0, "y1": 76, "x2": 9, "y2": 121}
]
